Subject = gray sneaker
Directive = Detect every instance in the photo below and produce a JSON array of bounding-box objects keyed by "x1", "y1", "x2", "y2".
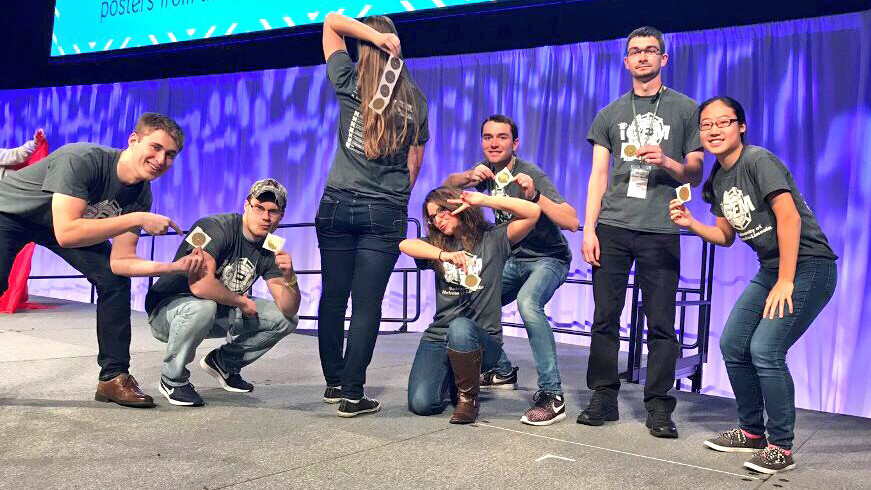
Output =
[
  {"x1": 704, "y1": 428, "x2": 768, "y2": 453},
  {"x1": 744, "y1": 446, "x2": 796, "y2": 474},
  {"x1": 480, "y1": 367, "x2": 518, "y2": 390}
]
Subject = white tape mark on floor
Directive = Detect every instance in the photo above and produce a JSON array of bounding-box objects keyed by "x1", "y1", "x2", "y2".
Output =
[
  {"x1": 479, "y1": 423, "x2": 759, "y2": 480},
  {"x1": 536, "y1": 454, "x2": 576, "y2": 462}
]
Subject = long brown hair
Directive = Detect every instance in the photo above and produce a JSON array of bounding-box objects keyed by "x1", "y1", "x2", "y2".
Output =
[
  {"x1": 357, "y1": 16, "x2": 421, "y2": 160},
  {"x1": 423, "y1": 187, "x2": 490, "y2": 273}
]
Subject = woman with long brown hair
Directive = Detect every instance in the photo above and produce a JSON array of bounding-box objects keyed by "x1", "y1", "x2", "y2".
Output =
[
  {"x1": 316, "y1": 13, "x2": 429, "y2": 417},
  {"x1": 402, "y1": 187, "x2": 539, "y2": 424}
]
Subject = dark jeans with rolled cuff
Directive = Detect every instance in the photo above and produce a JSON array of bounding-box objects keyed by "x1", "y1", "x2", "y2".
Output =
[{"x1": 315, "y1": 189, "x2": 406, "y2": 400}]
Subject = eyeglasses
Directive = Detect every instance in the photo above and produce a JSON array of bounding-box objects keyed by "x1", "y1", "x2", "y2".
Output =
[
  {"x1": 426, "y1": 206, "x2": 452, "y2": 226},
  {"x1": 627, "y1": 47, "x2": 661, "y2": 57},
  {"x1": 699, "y1": 118, "x2": 739, "y2": 131},
  {"x1": 248, "y1": 201, "x2": 283, "y2": 219},
  {"x1": 368, "y1": 55, "x2": 404, "y2": 114}
]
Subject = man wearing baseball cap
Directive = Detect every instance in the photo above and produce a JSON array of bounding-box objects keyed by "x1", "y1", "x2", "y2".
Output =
[{"x1": 144, "y1": 179, "x2": 301, "y2": 406}]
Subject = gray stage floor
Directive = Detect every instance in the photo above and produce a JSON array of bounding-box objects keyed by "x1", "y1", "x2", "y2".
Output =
[{"x1": 1, "y1": 297, "x2": 869, "y2": 490}]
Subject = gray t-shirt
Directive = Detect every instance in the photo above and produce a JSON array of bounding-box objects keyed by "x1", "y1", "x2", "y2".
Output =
[
  {"x1": 474, "y1": 158, "x2": 571, "y2": 263},
  {"x1": 0, "y1": 142, "x2": 152, "y2": 228},
  {"x1": 325, "y1": 50, "x2": 429, "y2": 209},
  {"x1": 587, "y1": 88, "x2": 701, "y2": 234},
  {"x1": 145, "y1": 213, "x2": 284, "y2": 315},
  {"x1": 710, "y1": 145, "x2": 837, "y2": 269},
  {"x1": 415, "y1": 223, "x2": 511, "y2": 342}
]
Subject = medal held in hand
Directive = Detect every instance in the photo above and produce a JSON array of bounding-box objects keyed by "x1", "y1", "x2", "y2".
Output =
[
  {"x1": 675, "y1": 183, "x2": 692, "y2": 203},
  {"x1": 185, "y1": 226, "x2": 212, "y2": 248},
  {"x1": 494, "y1": 167, "x2": 515, "y2": 189},
  {"x1": 262, "y1": 233, "x2": 285, "y2": 253}
]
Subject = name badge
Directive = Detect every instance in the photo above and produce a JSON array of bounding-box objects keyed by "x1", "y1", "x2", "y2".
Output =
[{"x1": 627, "y1": 165, "x2": 649, "y2": 199}]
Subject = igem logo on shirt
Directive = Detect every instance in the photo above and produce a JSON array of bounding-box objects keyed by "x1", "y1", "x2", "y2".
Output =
[
  {"x1": 220, "y1": 258, "x2": 256, "y2": 294},
  {"x1": 83, "y1": 200, "x2": 122, "y2": 219},
  {"x1": 721, "y1": 186, "x2": 756, "y2": 231}
]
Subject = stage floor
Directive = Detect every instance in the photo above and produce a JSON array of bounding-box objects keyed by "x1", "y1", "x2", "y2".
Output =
[{"x1": 1, "y1": 297, "x2": 869, "y2": 490}]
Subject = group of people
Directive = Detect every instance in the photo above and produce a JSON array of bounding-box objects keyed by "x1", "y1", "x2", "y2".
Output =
[{"x1": 0, "y1": 14, "x2": 838, "y2": 476}]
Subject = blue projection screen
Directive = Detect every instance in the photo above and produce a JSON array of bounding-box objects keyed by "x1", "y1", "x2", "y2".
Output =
[{"x1": 50, "y1": 0, "x2": 501, "y2": 57}]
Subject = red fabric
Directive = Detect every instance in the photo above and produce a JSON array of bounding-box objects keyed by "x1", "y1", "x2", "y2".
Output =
[{"x1": 0, "y1": 140, "x2": 52, "y2": 313}]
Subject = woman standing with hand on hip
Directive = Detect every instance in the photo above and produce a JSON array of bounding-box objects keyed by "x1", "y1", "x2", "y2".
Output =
[
  {"x1": 669, "y1": 96, "x2": 837, "y2": 474},
  {"x1": 317, "y1": 12, "x2": 429, "y2": 417}
]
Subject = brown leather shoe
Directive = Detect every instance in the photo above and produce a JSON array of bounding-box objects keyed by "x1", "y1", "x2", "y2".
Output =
[
  {"x1": 95, "y1": 374, "x2": 155, "y2": 408},
  {"x1": 448, "y1": 348, "x2": 482, "y2": 424}
]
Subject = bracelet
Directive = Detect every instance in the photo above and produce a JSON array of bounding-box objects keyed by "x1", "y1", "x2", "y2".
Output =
[
  {"x1": 284, "y1": 273, "x2": 298, "y2": 289},
  {"x1": 531, "y1": 189, "x2": 541, "y2": 203},
  {"x1": 438, "y1": 251, "x2": 444, "y2": 261}
]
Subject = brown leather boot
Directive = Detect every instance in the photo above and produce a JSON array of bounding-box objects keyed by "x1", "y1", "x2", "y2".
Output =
[
  {"x1": 447, "y1": 348, "x2": 482, "y2": 424},
  {"x1": 95, "y1": 374, "x2": 155, "y2": 408}
]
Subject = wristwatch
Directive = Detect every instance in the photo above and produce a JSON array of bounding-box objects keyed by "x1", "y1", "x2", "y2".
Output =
[
  {"x1": 284, "y1": 273, "x2": 298, "y2": 289},
  {"x1": 531, "y1": 189, "x2": 541, "y2": 203}
]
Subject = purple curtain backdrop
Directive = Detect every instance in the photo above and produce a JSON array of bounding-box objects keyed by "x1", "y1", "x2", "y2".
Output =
[{"x1": 1, "y1": 11, "x2": 869, "y2": 416}]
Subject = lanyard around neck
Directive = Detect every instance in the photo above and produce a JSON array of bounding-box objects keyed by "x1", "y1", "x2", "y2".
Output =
[{"x1": 631, "y1": 85, "x2": 666, "y2": 148}]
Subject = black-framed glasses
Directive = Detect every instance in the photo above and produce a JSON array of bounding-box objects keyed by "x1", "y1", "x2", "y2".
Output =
[
  {"x1": 699, "y1": 118, "x2": 739, "y2": 131},
  {"x1": 247, "y1": 200, "x2": 283, "y2": 219},
  {"x1": 425, "y1": 206, "x2": 452, "y2": 226},
  {"x1": 627, "y1": 47, "x2": 661, "y2": 57}
]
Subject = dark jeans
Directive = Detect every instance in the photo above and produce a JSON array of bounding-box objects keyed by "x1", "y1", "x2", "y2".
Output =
[
  {"x1": 315, "y1": 189, "x2": 406, "y2": 400},
  {"x1": 499, "y1": 256, "x2": 569, "y2": 395},
  {"x1": 720, "y1": 257, "x2": 836, "y2": 449},
  {"x1": 407, "y1": 317, "x2": 508, "y2": 416},
  {"x1": 0, "y1": 212, "x2": 132, "y2": 380},
  {"x1": 588, "y1": 223, "x2": 680, "y2": 412}
]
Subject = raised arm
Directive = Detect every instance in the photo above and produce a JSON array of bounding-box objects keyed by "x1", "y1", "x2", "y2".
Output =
[
  {"x1": 323, "y1": 12, "x2": 400, "y2": 61},
  {"x1": 668, "y1": 199, "x2": 736, "y2": 247},
  {"x1": 450, "y1": 191, "x2": 540, "y2": 245},
  {"x1": 442, "y1": 164, "x2": 495, "y2": 189}
]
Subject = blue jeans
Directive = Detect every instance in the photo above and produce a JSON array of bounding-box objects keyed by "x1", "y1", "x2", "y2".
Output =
[
  {"x1": 315, "y1": 189, "x2": 406, "y2": 399},
  {"x1": 149, "y1": 296, "x2": 299, "y2": 386},
  {"x1": 407, "y1": 317, "x2": 508, "y2": 416},
  {"x1": 720, "y1": 257, "x2": 836, "y2": 449},
  {"x1": 499, "y1": 257, "x2": 569, "y2": 395}
]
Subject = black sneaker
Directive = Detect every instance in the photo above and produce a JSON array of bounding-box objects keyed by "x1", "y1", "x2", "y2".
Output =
[
  {"x1": 337, "y1": 396, "x2": 381, "y2": 418},
  {"x1": 521, "y1": 391, "x2": 566, "y2": 426},
  {"x1": 200, "y1": 350, "x2": 253, "y2": 393},
  {"x1": 480, "y1": 366, "x2": 518, "y2": 390},
  {"x1": 576, "y1": 393, "x2": 619, "y2": 426},
  {"x1": 324, "y1": 386, "x2": 342, "y2": 405},
  {"x1": 323, "y1": 386, "x2": 342, "y2": 404},
  {"x1": 704, "y1": 428, "x2": 768, "y2": 453},
  {"x1": 158, "y1": 379, "x2": 204, "y2": 407},
  {"x1": 744, "y1": 446, "x2": 796, "y2": 474},
  {"x1": 646, "y1": 410, "x2": 679, "y2": 438}
]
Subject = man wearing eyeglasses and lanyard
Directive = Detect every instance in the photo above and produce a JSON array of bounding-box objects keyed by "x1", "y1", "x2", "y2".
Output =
[
  {"x1": 579, "y1": 26, "x2": 703, "y2": 438},
  {"x1": 144, "y1": 179, "x2": 300, "y2": 407}
]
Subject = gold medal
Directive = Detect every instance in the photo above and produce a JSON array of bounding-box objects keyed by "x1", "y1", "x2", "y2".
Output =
[
  {"x1": 624, "y1": 145, "x2": 637, "y2": 158},
  {"x1": 190, "y1": 232, "x2": 207, "y2": 247}
]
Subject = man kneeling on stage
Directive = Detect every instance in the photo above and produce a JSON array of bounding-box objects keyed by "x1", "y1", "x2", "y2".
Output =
[{"x1": 144, "y1": 179, "x2": 300, "y2": 406}]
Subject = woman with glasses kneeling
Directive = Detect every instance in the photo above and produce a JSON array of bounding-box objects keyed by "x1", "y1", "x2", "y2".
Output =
[
  {"x1": 669, "y1": 96, "x2": 837, "y2": 474},
  {"x1": 402, "y1": 187, "x2": 540, "y2": 423}
]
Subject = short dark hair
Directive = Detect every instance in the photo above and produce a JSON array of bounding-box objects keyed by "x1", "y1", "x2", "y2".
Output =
[
  {"x1": 134, "y1": 113, "x2": 185, "y2": 151},
  {"x1": 626, "y1": 26, "x2": 665, "y2": 54},
  {"x1": 480, "y1": 115, "x2": 518, "y2": 140}
]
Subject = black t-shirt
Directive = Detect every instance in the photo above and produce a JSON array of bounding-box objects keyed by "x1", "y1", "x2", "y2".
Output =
[
  {"x1": 415, "y1": 223, "x2": 511, "y2": 342},
  {"x1": 145, "y1": 213, "x2": 283, "y2": 315},
  {"x1": 0, "y1": 142, "x2": 152, "y2": 228},
  {"x1": 711, "y1": 145, "x2": 837, "y2": 269},
  {"x1": 475, "y1": 158, "x2": 571, "y2": 263},
  {"x1": 587, "y1": 88, "x2": 701, "y2": 234},
  {"x1": 325, "y1": 50, "x2": 430, "y2": 208}
]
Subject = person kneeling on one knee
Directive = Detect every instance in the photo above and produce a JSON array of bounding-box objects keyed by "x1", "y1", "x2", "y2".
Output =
[
  {"x1": 144, "y1": 179, "x2": 301, "y2": 407},
  {"x1": 402, "y1": 187, "x2": 539, "y2": 424}
]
